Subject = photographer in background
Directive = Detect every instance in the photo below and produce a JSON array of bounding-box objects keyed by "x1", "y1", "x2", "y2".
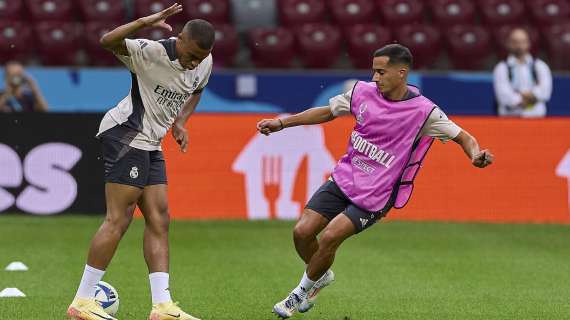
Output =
[
  {"x1": 493, "y1": 28, "x2": 552, "y2": 118},
  {"x1": 0, "y1": 61, "x2": 48, "y2": 112}
]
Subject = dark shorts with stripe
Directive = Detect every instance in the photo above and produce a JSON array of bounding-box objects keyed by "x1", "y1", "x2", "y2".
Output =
[
  {"x1": 100, "y1": 137, "x2": 167, "y2": 189},
  {"x1": 305, "y1": 179, "x2": 391, "y2": 233}
]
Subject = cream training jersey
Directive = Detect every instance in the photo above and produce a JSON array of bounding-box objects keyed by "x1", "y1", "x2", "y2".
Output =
[
  {"x1": 97, "y1": 37, "x2": 213, "y2": 151},
  {"x1": 329, "y1": 89, "x2": 462, "y2": 142}
]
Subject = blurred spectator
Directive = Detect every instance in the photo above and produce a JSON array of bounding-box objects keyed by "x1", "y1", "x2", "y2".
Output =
[
  {"x1": 0, "y1": 61, "x2": 48, "y2": 112},
  {"x1": 493, "y1": 28, "x2": 552, "y2": 117}
]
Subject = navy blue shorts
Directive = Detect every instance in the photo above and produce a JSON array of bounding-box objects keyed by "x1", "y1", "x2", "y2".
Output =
[
  {"x1": 100, "y1": 137, "x2": 167, "y2": 189},
  {"x1": 305, "y1": 180, "x2": 391, "y2": 233}
]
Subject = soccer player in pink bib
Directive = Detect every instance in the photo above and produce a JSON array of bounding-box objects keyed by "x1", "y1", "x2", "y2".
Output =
[{"x1": 257, "y1": 44, "x2": 494, "y2": 318}]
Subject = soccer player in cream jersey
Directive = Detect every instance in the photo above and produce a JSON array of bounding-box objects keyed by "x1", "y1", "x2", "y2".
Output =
[
  {"x1": 67, "y1": 4, "x2": 213, "y2": 320},
  {"x1": 257, "y1": 44, "x2": 495, "y2": 318}
]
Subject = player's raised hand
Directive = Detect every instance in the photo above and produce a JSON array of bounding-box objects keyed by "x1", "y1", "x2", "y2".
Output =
[
  {"x1": 472, "y1": 149, "x2": 494, "y2": 168},
  {"x1": 140, "y1": 3, "x2": 183, "y2": 31},
  {"x1": 257, "y1": 119, "x2": 284, "y2": 136},
  {"x1": 172, "y1": 123, "x2": 189, "y2": 153}
]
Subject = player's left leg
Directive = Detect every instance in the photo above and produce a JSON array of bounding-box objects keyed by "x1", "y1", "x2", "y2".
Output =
[
  {"x1": 274, "y1": 214, "x2": 356, "y2": 319},
  {"x1": 274, "y1": 203, "x2": 388, "y2": 318},
  {"x1": 139, "y1": 150, "x2": 200, "y2": 320},
  {"x1": 139, "y1": 184, "x2": 200, "y2": 320},
  {"x1": 305, "y1": 213, "x2": 355, "y2": 283}
]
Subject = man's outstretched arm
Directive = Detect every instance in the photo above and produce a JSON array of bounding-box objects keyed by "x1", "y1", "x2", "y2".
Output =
[
  {"x1": 452, "y1": 130, "x2": 494, "y2": 168},
  {"x1": 257, "y1": 106, "x2": 335, "y2": 136},
  {"x1": 99, "y1": 3, "x2": 182, "y2": 56}
]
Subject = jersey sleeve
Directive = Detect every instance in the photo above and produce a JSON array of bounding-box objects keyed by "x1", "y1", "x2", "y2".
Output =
[
  {"x1": 420, "y1": 107, "x2": 462, "y2": 142},
  {"x1": 329, "y1": 90, "x2": 352, "y2": 116},
  {"x1": 115, "y1": 39, "x2": 166, "y2": 73}
]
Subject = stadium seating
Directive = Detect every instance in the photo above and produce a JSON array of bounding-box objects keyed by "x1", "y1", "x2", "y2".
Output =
[
  {"x1": 478, "y1": 0, "x2": 527, "y2": 26},
  {"x1": 231, "y1": 0, "x2": 278, "y2": 32},
  {"x1": 296, "y1": 23, "x2": 341, "y2": 68},
  {"x1": 329, "y1": 0, "x2": 376, "y2": 26},
  {"x1": 278, "y1": 0, "x2": 327, "y2": 26},
  {"x1": 1, "y1": 0, "x2": 564, "y2": 69},
  {"x1": 526, "y1": 0, "x2": 570, "y2": 29},
  {"x1": 0, "y1": 0, "x2": 24, "y2": 20},
  {"x1": 395, "y1": 24, "x2": 441, "y2": 69},
  {"x1": 544, "y1": 23, "x2": 570, "y2": 70},
  {"x1": 78, "y1": 0, "x2": 126, "y2": 23},
  {"x1": 134, "y1": 0, "x2": 187, "y2": 23},
  {"x1": 445, "y1": 24, "x2": 491, "y2": 70},
  {"x1": 345, "y1": 24, "x2": 392, "y2": 69},
  {"x1": 430, "y1": 0, "x2": 476, "y2": 27},
  {"x1": 0, "y1": 21, "x2": 34, "y2": 63},
  {"x1": 184, "y1": 0, "x2": 230, "y2": 24},
  {"x1": 26, "y1": 0, "x2": 75, "y2": 21},
  {"x1": 34, "y1": 21, "x2": 82, "y2": 65},
  {"x1": 248, "y1": 27, "x2": 295, "y2": 68},
  {"x1": 84, "y1": 21, "x2": 122, "y2": 65},
  {"x1": 212, "y1": 24, "x2": 239, "y2": 67},
  {"x1": 377, "y1": 0, "x2": 424, "y2": 25},
  {"x1": 493, "y1": 24, "x2": 540, "y2": 58}
]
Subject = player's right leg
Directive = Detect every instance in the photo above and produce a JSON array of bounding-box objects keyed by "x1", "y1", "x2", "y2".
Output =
[
  {"x1": 68, "y1": 138, "x2": 147, "y2": 320},
  {"x1": 274, "y1": 180, "x2": 347, "y2": 318},
  {"x1": 291, "y1": 210, "x2": 336, "y2": 313},
  {"x1": 293, "y1": 209, "x2": 329, "y2": 264},
  {"x1": 68, "y1": 184, "x2": 141, "y2": 320}
]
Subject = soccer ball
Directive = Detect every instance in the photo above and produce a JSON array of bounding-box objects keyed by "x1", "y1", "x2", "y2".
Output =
[{"x1": 94, "y1": 281, "x2": 120, "y2": 316}]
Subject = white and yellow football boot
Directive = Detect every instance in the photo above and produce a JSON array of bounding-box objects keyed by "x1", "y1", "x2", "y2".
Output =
[
  {"x1": 67, "y1": 297, "x2": 117, "y2": 320},
  {"x1": 149, "y1": 301, "x2": 201, "y2": 320}
]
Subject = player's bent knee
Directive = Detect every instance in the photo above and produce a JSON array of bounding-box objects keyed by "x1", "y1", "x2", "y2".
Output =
[{"x1": 293, "y1": 223, "x2": 315, "y2": 241}]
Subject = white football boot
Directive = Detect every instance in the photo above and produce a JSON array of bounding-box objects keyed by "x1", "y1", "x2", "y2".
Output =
[
  {"x1": 298, "y1": 270, "x2": 335, "y2": 313},
  {"x1": 273, "y1": 292, "x2": 306, "y2": 319}
]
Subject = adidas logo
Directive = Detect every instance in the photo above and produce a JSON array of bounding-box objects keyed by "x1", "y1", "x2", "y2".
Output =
[{"x1": 360, "y1": 218, "x2": 368, "y2": 228}]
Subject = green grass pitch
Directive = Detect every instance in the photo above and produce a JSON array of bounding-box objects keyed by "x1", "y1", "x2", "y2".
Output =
[{"x1": 0, "y1": 215, "x2": 569, "y2": 319}]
